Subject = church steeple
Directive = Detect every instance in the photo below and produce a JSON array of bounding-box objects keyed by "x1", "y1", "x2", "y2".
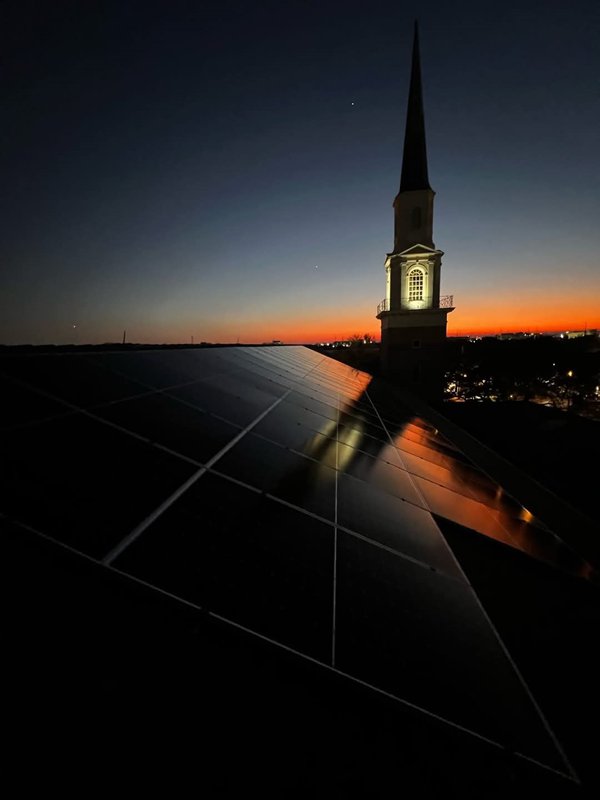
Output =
[
  {"x1": 377, "y1": 22, "x2": 454, "y2": 398},
  {"x1": 399, "y1": 21, "x2": 431, "y2": 193}
]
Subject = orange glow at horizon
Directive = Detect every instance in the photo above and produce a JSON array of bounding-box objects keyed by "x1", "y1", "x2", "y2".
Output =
[
  {"x1": 444, "y1": 294, "x2": 600, "y2": 338},
  {"x1": 224, "y1": 312, "x2": 599, "y2": 344},
  {"x1": 159, "y1": 315, "x2": 600, "y2": 346},
  {"x1": 212, "y1": 291, "x2": 600, "y2": 344},
  {"x1": 116, "y1": 291, "x2": 599, "y2": 346}
]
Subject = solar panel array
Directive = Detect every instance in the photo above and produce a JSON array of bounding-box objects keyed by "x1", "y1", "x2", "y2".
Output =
[{"x1": 1, "y1": 345, "x2": 586, "y2": 780}]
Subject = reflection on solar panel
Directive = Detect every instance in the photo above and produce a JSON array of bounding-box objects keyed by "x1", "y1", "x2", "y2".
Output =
[{"x1": 2, "y1": 345, "x2": 597, "y2": 789}]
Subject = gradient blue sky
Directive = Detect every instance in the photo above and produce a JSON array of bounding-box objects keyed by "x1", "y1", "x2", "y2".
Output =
[{"x1": 2, "y1": 0, "x2": 599, "y2": 344}]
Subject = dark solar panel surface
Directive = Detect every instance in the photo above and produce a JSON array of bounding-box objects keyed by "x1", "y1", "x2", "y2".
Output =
[{"x1": 1, "y1": 344, "x2": 591, "y2": 780}]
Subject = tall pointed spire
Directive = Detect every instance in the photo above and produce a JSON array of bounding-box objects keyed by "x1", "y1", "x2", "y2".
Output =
[{"x1": 399, "y1": 21, "x2": 431, "y2": 192}]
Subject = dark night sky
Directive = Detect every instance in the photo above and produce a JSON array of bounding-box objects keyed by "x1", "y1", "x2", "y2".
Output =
[{"x1": 2, "y1": 0, "x2": 599, "y2": 344}]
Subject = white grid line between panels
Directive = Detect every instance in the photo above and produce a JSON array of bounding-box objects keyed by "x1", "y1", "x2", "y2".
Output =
[
  {"x1": 101, "y1": 392, "x2": 293, "y2": 565},
  {"x1": 101, "y1": 357, "x2": 329, "y2": 566}
]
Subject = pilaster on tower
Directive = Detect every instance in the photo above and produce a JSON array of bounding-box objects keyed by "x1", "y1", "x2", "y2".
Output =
[{"x1": 377, "y1": 21, "x2": 454, "y2": 399}]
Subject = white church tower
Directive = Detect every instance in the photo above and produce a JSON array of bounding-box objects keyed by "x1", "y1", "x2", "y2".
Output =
[{"x1": 377, "y1": 23, "x2": 454, "y2": 397}]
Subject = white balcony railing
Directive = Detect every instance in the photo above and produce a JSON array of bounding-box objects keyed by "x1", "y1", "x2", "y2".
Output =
[{"x1": 377, "y1": 294, "x2": 454, "y2": 315}]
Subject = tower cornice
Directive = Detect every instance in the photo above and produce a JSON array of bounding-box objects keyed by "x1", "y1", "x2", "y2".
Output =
[{"x1": 396, "y1": 244, "x2": 443, "y2": 256}]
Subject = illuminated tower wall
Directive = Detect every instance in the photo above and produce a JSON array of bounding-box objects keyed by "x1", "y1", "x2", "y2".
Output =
[{"x1": 376, "y1": 23, "x2": 454, "y2": 398}]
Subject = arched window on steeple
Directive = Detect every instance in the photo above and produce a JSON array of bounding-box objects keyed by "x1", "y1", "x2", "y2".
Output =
[
  {"x1": 408, "y1": 268, "x2": 424, "y2": 301},
  {"x1": 411, "y1": 207, "x2": 422, "y2": 229}
]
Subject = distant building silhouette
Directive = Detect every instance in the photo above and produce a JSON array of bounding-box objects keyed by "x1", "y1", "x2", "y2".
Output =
[{"x1": 377, "y1": 22, "x2": 454, "y2": 397}]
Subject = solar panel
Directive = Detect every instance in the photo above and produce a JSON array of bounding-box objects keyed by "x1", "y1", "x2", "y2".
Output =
[{"x1": 2, "y1": 344, "x2": 596, "y2": 787}]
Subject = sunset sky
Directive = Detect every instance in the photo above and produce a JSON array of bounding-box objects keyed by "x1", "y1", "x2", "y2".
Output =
[{"x1": 2, "y1": 0, "x2": 599, "y2": 345}]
